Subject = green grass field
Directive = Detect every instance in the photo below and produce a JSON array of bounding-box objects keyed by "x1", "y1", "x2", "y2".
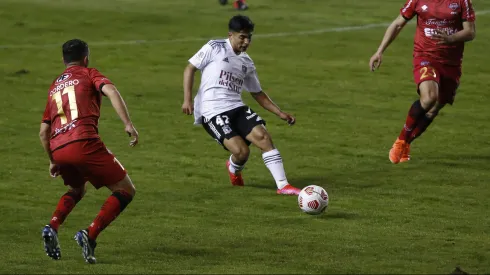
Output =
[{"x1": 1, "y1": 0, "x2": 490, "y2": 274}]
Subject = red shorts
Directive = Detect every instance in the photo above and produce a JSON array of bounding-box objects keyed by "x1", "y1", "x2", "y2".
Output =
[
  {"x1": 52, "y1": 139, "x2": 127, "y2": 189},
  {"x1": 413, "y1": 57, "x2": 461, "y2": 105}
]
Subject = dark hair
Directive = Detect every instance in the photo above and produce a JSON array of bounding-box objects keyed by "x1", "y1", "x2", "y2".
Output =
[
  {"x1": 228, "y1": 15, "x2": 254, "y2": 33},
  {"x1": 62, "y1": 39, "x2": 89, "y2": 63}
]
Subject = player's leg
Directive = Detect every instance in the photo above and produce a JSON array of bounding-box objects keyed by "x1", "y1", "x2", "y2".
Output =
[
  {"x1": 408, "y1": 102, "x2": 445, "y2": 144},
  {"x1": 43, "y1": 143, "x2": 86, "y2": 260},
  {"x1": 245, "y1": 124, "x2": 300, "y2": 195},
  {"x1": 390, "y1": 62, "x2": 440, "y2": 164},
  {"x1": 223, "y1": 136, "x2": 250, "y2": 186},
  {"x1": 396, "y1": 80, "x2": 439, "y2": 163},
  {"x1": 73, "y1": 139, "x2": 134, "y2": 264},
  {"x1": 203, "y1": 113, "x2": 249, "y2": 186}
]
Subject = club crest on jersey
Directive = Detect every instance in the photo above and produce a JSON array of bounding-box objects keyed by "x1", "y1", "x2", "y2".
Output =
[
  {"x1": 242, "y1": 65, "x2": 247, "y2": 73},
  {"x1": 449, "y1": 3, "x2": 459, "y2": 10},
  {"x1": 56, "y1": 73, "x2": 72, "y2": 83}
]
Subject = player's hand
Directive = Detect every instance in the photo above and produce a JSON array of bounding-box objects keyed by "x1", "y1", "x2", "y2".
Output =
[
  {"x1": 182, "y1": 100, "x2": 194, "y2": 115},
  {"x1": 49, "y1": 162, "x2": 60, "y2": 178},
  {"x1": 125, "y1": 124, "x2": 139, "y2": 147},
  {"x1": 432, "y1": 30, "x2": 453, "y2": 44},
  {"x1": 279, "y1": 112, "x2": 296, "y2": 126},
  {"x1": 369, "y1": 51, "x2": 383, "y2": 71}
]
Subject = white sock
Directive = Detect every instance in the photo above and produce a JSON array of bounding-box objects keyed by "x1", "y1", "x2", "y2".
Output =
[
  {"x1": 262, "y1": 149, "x2": 288, "y2": 189},
  {"x1": 228, "y1": 155, "x2": 245, "y2": 175}
]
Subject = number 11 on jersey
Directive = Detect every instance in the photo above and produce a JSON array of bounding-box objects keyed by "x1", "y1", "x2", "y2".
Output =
[{"x1": 52, "y1": 86, "x2": 78, "y2": 125}]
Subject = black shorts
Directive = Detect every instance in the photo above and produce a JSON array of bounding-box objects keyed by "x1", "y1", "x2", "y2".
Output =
[{"x1": 202, "y1": 106, "x2": 266, "y2": 147}]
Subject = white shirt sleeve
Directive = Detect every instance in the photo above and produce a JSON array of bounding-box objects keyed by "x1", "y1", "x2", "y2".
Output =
[
  {"x1": 188, "y1": 44, "x2": 213, "y2": 70},
  {"x1": 243, "y1": 69, "x2": 262, "y2": 93}
]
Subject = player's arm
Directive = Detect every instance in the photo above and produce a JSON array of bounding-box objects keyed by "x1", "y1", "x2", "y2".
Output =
[
  {"x1": 102, "y1": 84, "x2": 139, "y2": 146},
  {"x1": 369, "y1": 15, "x2": 409, "y2": 71},
  {"x1": 182, "y1": 63, "x2": 198, "y2": 115},
  {"x1": 39, "y1": 122, "x2": 60, "y2": 177},
  {"x1": 251, "y1": 92, "x2": 295, "y2": 125},
  {"x1": 433, "y1": 21, "x2": 476, "y2": 44},
  {"x1": 39, "y1": 122, "x2": 53, "y2": 162}
]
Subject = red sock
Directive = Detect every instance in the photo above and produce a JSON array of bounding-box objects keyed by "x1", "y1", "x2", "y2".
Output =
[
  {"x1": 408, "y1": 116, "x2": 434, "y2": 144},
  {"x1": 49, "y1": 191, "x2": 82, "y2": 232},
  {"x1": 88, "y1": 191, "x2": 133, "y2": 240},
  {"x1": 398, "y1": 100, "x2": 426, "y2": 141}
]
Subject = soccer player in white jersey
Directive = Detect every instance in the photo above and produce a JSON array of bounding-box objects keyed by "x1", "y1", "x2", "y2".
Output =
[{"x1": 182, "y1": 15, "x2": 301, "y2": 195}]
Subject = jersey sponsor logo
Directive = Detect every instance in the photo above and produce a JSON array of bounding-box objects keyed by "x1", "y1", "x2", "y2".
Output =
[
  {"x1": 246, "y1": 113, "x2": 256, "y2": 120},
  {"x1": 423, "y1": 27, "x2": 457, "y2": 37},
  {"x1": 420, "y1": 60, "x2": 430, "y2": 66},
  {"x1": 218, "y1": 70, "x2": 244, "y2": 93},
  {"x1": 53, "y1": 119, "x2": 77, "y2": 137},
  {"x1": 56, "y1": 73, "x2": 72, "y2": 83},
  {"x1": 449, "y1": 3, "x2": 459, "y2": 10},
  {"x1": 425, "y1": 19, "x2": 456, "y2": 26},
  {"x1": 421, "y1": 4, "x2": 428, "y2": 12},
  {"x1": 50, "y1": 79, "x2": 79, "y2": 95}
]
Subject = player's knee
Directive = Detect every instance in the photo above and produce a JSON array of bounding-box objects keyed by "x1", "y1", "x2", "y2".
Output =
[
  {"x1": 69, "y1": 185, "x2": 86, "y2": 199},
  {"x1": 420, "y1": 93, "x2": 437, "y2": 110},
  {"x1": 425, "y1": 111, "x2": 438, "y2": 119},
  {"x1": 234, "y1": 146, "x2": 250, "y2": 162},
  {"x1": 419, "y1": 81, "x2": 438, "y2": 109},
  {"x1": 110, "y1": 175, "x2": 136, "y2": 197},
  {"x1": 254, "y1": 132, "x2": 274, "y2": 151},
  {"x1": 124, "y1": 180, "x2": 136, "y2": 197}
]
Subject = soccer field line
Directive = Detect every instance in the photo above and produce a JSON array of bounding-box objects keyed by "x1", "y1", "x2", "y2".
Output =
[{"x1": 1, "y1": 10, "x2": 488, "y2": 49}]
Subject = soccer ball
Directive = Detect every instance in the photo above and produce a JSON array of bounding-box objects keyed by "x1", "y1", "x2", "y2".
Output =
[{"x1": 298, "y1": 185, "x2": 329, "y2": 215}]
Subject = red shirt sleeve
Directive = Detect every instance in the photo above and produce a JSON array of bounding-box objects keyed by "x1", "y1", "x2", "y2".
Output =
[
  {"x1": 461, "y1": 0, "x2": 475, "y2": 22},
  {"x1": 41, "y1": 97, "x2": 51, "y2": 124},
  {"x1": 400, "y1": 0, "x2": 418, "y2": 20},
  {"x1": 89, "y1": 68, "x2": 114, "y2": 93}
]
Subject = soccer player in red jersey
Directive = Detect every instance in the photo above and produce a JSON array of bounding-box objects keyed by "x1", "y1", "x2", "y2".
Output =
[
  {"x1": 39, "y1": 39, "x2": 139, "y2": 264},
  {"x1": 369, "y1": 0, "x2": 476, "y2": 163}
]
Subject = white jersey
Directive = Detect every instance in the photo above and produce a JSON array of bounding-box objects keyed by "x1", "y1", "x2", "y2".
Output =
[{"x1": 188, "y1": 39, "x2": 262, "y2": 125}]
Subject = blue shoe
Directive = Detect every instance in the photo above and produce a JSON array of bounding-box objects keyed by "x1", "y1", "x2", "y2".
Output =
[
  {"x1": 42, "y1": 225, "x2": 61, "y2": 260},
  {"x1": 74, "y1": 230, "x2": 97, "y2": 264}
]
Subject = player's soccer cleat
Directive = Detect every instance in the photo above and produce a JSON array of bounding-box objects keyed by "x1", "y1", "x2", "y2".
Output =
[
  {"x1": 226, "y1": 160, "x2": 244, "y2": 186},
  {"x1": 389, "y1": 138, "x2": 408, "y2": 164},
  {"x1": 277, "y1": 184, "x2": 301, "y2": 196},
  {"x1": 74, "y1": 229, "x2": 97, "y2": 264},
  {"x1": 400, "y1": 143, "x2": 411, "y2": 163},
  {"x1": 233, "y1": 0, "x2": 248, "y2": 10},
  {"x1": 42, "y1": 225, "x2": 61, "y2": 260}
]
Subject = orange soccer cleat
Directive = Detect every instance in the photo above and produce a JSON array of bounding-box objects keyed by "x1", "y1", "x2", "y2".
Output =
[
  {"x1": 226, "y1": 160, "x2": 244, "y2": 186},
  {"x1": 389, "y1": 138, "x2": 408, "y2": 164},
  {"x1": 276, "y1": 184, "x2": 301, "y2": 196},
  {"x1": 400, "y1": 143, "x2": 411, "y2": 163}
]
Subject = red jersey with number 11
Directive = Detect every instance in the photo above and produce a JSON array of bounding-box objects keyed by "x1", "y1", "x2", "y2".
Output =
[
  {"x1": 400, "y1": 0, "x2": 475, "y2": 66},
  {"x1": 42, "y1": 65, "x2": 113, "y2": 151}
]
